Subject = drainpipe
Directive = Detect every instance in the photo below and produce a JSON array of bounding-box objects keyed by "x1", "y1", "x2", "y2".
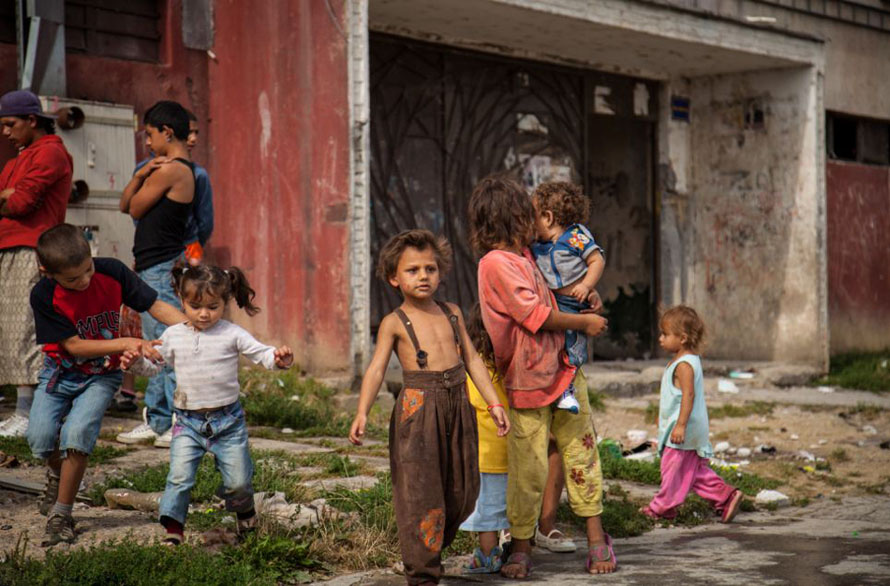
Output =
[{"x1": 17, "y1": 0, "x2": 66, "y2": 96}]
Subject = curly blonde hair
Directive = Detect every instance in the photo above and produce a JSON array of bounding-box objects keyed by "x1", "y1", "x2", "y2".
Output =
[
  {"x1": 532, "y1": 181, "x2": 589, "y2": 227},
  {"x1": 660, "y1": 305, "x2": 706, "y2": 353}
]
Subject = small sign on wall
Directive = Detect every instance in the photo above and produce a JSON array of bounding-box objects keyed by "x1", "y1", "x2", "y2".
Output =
[{"x1": 671, "y1": 96, "x2": 690, "y2": 122}]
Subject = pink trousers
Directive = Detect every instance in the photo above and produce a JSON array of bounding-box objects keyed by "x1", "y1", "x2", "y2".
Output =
[{"x1": 647, "y1": 447, "x2": 736, "y2": 518}]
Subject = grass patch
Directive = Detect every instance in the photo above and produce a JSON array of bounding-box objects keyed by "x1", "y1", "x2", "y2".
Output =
[
  {"x1": 240, "y1": 370, "x2": 367, "y2": 438},
  {"x1": 813, "y1": 351, "x2": 890, "y2": 392},
  {"x1": 0, "y1": 437, "x2": 131, "y2": 466},
  {"x1": 747, "y1": 426, "x2": 770, "y2": 432},
  {"x1": 292, "y1": 452, "x2": 364, "y2": 477},
  {"x1": 708, "y1": 401, "x2": 775, "y2": 419},
  {"x1": 0, "y1": 530, "x2": 321, "y2": 586},
  {"x1": 644, "y1": 402, "x2": 658, "y2": 425},
  {"x1": 600, "y1": 446, "x2": 781, "y2": 497},
  {"x1": 587, "y1": 389, "x2": 607, "y2": 412},
  {"x1": 89, "y1": 448, "x2": 312, "y2": 507},
  {"x1": 846, "y1": 402, "x2": 885, "y2": 420},
  {"x1": 442, "y1": 530, "x2": 477, "y2": 559}
]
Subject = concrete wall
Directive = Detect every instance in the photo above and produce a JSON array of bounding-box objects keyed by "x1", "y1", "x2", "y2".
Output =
[
  {"x1": 208, "y1": 0, "x2": 352, "y2": 376},
  {"x1": 655, "y1": 0, "x2": 890, "y2": 119},
  {"x1": 672, "y1": 67, "x2": 827, "y2": 365},
  {"x1": 826, "y1": 161, "x2": 890, "y2": 353}
]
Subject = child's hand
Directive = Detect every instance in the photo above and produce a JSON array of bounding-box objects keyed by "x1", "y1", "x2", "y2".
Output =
[
  {"x1": 670, "y1": 424, "x2": 686, "y2": 444},
  {"x1": 135, "y1": 156, "x2": 171, "y2": 179},
  {"x1": 586, "y1": 290, "x2": 603, "y2": 313},
  {"x1": 489, "y1": 406, "x2": 511, "y2": 437},
  {"x1": 120, "y1": 349, "x2": 141, "y2": 370},
  {"x1": 140, "y1": 339, "x2": 163, "y2": 362},
  {"x1": 570, "y1": 282, "x2": 591, "y2": 303},
  {"x1": 274, "y1": 345, "x2": 294, "y2": 369},
  {"x1": 581, "y1": 313, "x2": 609, "y2": 337},
  {"x1": 349, "y1": 414, "x2": 367, "y2": 445}
]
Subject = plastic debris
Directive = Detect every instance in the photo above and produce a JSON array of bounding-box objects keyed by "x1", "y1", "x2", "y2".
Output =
[
  {"x1": 599, "y1": 438, "x2": 623, "y2": 459},
  {"x1": 790, "y1": 434, "x2": 800, "y2": 440},
  {"x1": 729, "y1": 370, "x2": 755, "y2": 379},
  {"x1": 626, "y1": 429, "x2": 648, "y2": 444},
  {"x1": 818, "y1": 439, "x2": 827, "y2": 445},
  {"x1": 862, "y1": 425, "x2": 878, "y2": 435},
  {"x1": 717, "y1": 379, "x2": 740, "y2": 393},
  {"x1": 756, "y1": 445, "x2": 776, "y2": 454},
  {"x1": 880, "y1": 441, "x2": 890, "y2": 450},
  {"x1": 798, "y1": 450, "x2": 816, "y2": 461},
  {"x1": 622, "y1": 441, "x2": 654, "y2": 457},
  {"x1": 727, "y1": 447, "x2": 737, "y2": 455},
  {"x1": 714, "y1": 441, "x2": 731, "y2": 453},
  {"x1": 755, "y1": 489, "x2": 790, "y2": 508},
  {"x1": 104, "y1": 489, "x2": 163, "y2": 512},
  {"x1": 625, "y1": 451, "x2": 657, "y2": 463},
  {"x1": 737, "y1": 447, "x2": 752, "y2": 457},
  {"x1": 801, "y1": 465, "x2": 816, "y2": 473},
  {"x1": 817, "y1": 386, "x2": 834, "y2": 393},
  {"x1": 852, "y1": 531, "x2": 860, "y2": 537},
  {"x1": 281, "y1": 427, "x2": 294, "y2": 434}
]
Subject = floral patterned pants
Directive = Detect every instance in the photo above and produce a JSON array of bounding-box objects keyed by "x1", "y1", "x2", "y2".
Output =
[
  {"x1": 507, "y1": 371, "x2": 603, "y2": 540},
  {"x1": 390, "y1": 364, "x2": 479, "y2": 585}
]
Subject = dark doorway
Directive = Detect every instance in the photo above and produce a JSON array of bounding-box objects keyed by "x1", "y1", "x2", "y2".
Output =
[{"x1": 369, "y1": 34, "x2": 656, "y2": 358}]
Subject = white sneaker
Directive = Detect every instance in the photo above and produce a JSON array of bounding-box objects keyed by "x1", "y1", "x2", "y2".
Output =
[
  {"x1": 556, "y1": 389, "x2": 580, "y2": 414},
  {"x1": 535, "y1": 526, "x2": 577, "y2": 553},
  {"x1": 153, "y1": 413, "x2": 176, "y2": 448},
  {"x1": 0, "y1": 414, "x2": 29, "y2": 437},
  {"x1": 116, "y1": 407, "x2": 158, "y2": 444}
]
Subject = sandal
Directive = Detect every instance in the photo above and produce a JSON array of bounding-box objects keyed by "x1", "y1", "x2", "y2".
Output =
[
  {"x1": 500, "y1": 551, "x2": 533, "y2": 579},
  {"x1": 465, "y1": 545, "x2": 504, "y2": 574},
  {"x1": 535, "y1": 526, "x2": 577, "y2": 553},
  {"x1": 639, "y1": 505, "x2": 660, "y2": 520},
  {"x1": 587, "y1": 533, "x2": 617, "y2": 574},
  {"x1": 721, "y1": 490, "x2": 743, "y2": 523}
]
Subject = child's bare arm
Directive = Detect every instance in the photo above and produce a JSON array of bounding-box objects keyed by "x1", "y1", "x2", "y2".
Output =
[
  {"x1": 670, "y1": 362, "x2": 695, "y2": 444},
  {"x1": 569, "y1": 251, "x2": 605, "y2": 302},
  {"x1": 349, "y1": 315, "x2": 398, "y2": 445},
  {"x1": 541, "y1": 307, "x2": 608, "y2": 337},
  {"x1": 146, "y1": 299, "x2": 187, "y2": 327},
  {"x1": 60, "y1": 335, "x2": 159, "y2": 360},
  {"x1": 452, "y1": 304, "x2": 510, "y2": 436},
  {"x1": 128, "y1": 164, "x2": 192, "y2": 219}
]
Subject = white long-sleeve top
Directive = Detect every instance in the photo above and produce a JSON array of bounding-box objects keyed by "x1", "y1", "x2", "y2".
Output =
[{"x1": 127, "y1": 319, "x2": 281, "y2": 410}]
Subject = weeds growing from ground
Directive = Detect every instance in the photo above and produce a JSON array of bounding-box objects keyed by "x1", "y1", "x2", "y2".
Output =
[
  {"x1": 0, "y1": 437, "x2": 130, "y2": 467},
  {"x1": 814, "y1": 351, "x2": 890, "y2": 392},
  {"x1": 708, "y1": 401, "x2": 775, "y2": 419},
  {"x1": 0, "y1": 530, "x2": 321, "y2": 586}
]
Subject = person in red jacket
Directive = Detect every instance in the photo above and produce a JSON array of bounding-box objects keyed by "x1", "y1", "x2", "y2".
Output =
[{"x1": 0, "y1": 90, "x2": 73, "y2": 438}]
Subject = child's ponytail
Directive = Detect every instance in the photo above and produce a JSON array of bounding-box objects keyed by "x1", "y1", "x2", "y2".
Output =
[
  {"x1": 225, "y1": 266, "x2": 260, "y2": 316},
  {"x1": 170, "y1": 261, "x2": 190, "y2": 296}
]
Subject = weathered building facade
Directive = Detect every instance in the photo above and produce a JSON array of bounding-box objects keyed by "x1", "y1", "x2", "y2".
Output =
[{"x1": 2, "y1": 1, "x2": 888, "y2": 380}]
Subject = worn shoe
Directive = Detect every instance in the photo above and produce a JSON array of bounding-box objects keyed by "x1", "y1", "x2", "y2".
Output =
[
  {"x1": 153, "y1": 413, "x2": 176, "y2": 448},
  {"x1": 555, "y1": 389, "x2": 580, "y2": 414},
  {"x1": 42, "y1": 513, "x2": 76, "y2": 546},
  {"x1": 116, "y1": 407, "x2": 158, "y2": 444},
  {"x1": 237, "y1": 513, "x2": 258, "y2": 537},
  {"x1": 0, "y1": 414, "x2": 29, "y2": 438},
  {"x1": 535, "y1": 526, "x2": 577, "y2": 553},
  {"x1": 112, "y1": 389, "x2": 139, "y2": 412},
  {"x1": 38, "y1": 470, "x2": 61, "y2": 516},
  {"x1": 465, "y1": 546, "x2": 504, "y2": 574},
  {"x1": 721, "y1": 490, "x2": 744, "y2": 524}
]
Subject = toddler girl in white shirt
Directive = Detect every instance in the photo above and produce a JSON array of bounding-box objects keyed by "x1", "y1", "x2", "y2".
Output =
[{"x1": 122, "y1": 262, "x2": 293, "y2": 545}]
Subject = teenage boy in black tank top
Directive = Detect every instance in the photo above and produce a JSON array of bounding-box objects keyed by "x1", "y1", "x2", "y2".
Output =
[{"x1": 118, "y1": 101, "x2": 194, "y2": 447}]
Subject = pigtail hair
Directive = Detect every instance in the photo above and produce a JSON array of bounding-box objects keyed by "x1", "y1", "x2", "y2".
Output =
[
  {"x1": 170, "y1": 259, "x2": 191, "y2": 296},
  {"x1": 226, "y1": 266, "x2": 260, "y2": 316}
]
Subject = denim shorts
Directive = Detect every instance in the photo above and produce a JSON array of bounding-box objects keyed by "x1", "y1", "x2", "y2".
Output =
[
  {"x1": 27, "y1": 357, "x2": 121, "y2": 460},
  {"x1": 460, "y1": 472, "x2": 509, "y2": 532}
]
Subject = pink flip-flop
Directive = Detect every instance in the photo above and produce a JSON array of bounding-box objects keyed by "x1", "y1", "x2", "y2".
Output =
[
  {"x1": 587, "y1": 533, "x2": 618, "y2": 574},
  {"x1": 721, "y1": 490, "x2": 744, "y2": 523}
]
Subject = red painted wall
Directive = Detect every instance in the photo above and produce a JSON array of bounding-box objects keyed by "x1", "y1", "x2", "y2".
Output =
[
  {"x1": 826, "y1": 160, "x2": 890, "y2": 353},
  {"x1": 207, "y1": 0, "x2": 351, "y2": 375}
]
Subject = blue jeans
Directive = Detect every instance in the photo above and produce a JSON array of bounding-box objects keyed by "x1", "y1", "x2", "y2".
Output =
[
  {"x1": 158, "y1": 401, "x2": 254, "y2": 525},
  {"x1": 138, "y1": 256, "x2": 181, "y2": 434},
  {"x1": 27, "y1": 357, "x2": 121, "y2": 459},
  {"x1": 555, "y1": 293, "x2": 589, "y2": 367}
]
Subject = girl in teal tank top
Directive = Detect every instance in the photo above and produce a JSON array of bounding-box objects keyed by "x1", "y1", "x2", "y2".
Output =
[{"x1": 643, "y1": 306, "x2": 743, "y2": 523}]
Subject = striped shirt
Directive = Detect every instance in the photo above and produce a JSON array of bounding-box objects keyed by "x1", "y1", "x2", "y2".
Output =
[{"x1": 127, "y1": 319, "x2": 280, "y2": 410}]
